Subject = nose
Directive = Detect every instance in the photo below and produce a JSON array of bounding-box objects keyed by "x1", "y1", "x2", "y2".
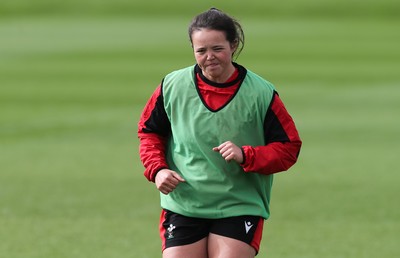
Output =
[{"x1": 206, "y1": 51, "x2": 215, "y2": 60}]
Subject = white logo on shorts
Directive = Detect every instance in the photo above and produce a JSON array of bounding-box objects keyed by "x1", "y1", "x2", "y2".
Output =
[
  {"x1": 167, "y1": 224, "x2": 176, "y2": 239},
  {"x1": 244, "y1": 221, "x2": 253, "y2": 234}
]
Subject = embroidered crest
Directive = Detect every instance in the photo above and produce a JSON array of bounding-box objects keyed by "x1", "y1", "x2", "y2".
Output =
[{"x1": 167, "y1": 224, "x2": 176, "y2": 239}]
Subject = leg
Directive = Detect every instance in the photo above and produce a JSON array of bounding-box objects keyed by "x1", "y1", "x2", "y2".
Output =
[
  {"x1": 159, "y1": 210, "x2": 212, "y2": 258},
  {"x1": 163, "y1": 237, "x2": 208, "y2": 258},
  {"x1": 207, "y1": 233, "x2": 256, "y2": 258}
]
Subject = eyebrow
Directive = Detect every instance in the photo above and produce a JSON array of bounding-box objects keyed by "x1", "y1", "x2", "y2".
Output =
[{"x1": 195, "y1": 45, "x2": 225, "y2": 50}]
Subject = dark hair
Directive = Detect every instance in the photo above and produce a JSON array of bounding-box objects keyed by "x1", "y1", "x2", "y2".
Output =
[{"x1": 188, "y1": 8, "x2": 245, "y2": 60}]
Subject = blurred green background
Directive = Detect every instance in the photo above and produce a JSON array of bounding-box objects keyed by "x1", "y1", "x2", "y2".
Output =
[{"x1": 1, "y1": 1, "x2": 399, "y2": 257}]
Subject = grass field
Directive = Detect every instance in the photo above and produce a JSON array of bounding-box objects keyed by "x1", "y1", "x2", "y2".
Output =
[{"x1": 1, "y1": 1, "x2": 399, "y2": 257}]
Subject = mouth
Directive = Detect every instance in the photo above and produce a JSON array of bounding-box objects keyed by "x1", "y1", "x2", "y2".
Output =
[{"x1": 207, "y1": 63, "x2": 219, "y2": 68}]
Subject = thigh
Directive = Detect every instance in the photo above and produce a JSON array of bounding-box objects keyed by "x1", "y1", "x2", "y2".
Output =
[
  {"x1": 159, "y1": 209, "x2": 211, "y2": 252},
  {"x1": 163, "y1": 237, "x2": 208, "y2": 258},
  {"x1": 209, "y1": 215, "x2": 264, "y2": 255},
  {"x1": 208, "y1": 233, "x2": 256, "y2": 258}
]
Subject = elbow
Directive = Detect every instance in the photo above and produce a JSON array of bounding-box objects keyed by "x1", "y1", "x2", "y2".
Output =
[
  {"x1": 283, "y1": 140, "x2": 302, "y2": 171},
  {"x1": 294, "y1": 139, "x2": 302, "y2": 159}
]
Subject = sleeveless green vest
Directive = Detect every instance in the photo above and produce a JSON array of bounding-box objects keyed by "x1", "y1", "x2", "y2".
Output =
[{"x1": 161, "y1": 65, "x2": 275, "y2": 219}]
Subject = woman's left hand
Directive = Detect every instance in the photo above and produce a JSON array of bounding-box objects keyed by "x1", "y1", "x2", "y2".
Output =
[{"x1": 213, "y1": 141, "x2": 244, "y2": 164}]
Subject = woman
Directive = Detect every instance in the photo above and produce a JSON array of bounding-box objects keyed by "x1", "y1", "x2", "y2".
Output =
[{"x1": 138, "y1": 8, "x2": 302, "y2": 258}]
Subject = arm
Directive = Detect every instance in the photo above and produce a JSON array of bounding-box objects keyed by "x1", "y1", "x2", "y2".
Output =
[
  {"x1": 241, "y1": 92, "x2": 302, "y2": 175},
  {"x1": 137, "y1": 85, "x2": 170, "y2": 182}
]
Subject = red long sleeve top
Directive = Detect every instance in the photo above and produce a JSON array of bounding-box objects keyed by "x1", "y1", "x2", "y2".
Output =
[{"x1": 138, "y1": 65, "x2": 302, "y2": 182}]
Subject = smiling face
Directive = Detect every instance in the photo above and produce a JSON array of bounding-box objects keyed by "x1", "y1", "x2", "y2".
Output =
[{"x1": 191, "y1": 29, "x2": 237, "y2": 83}]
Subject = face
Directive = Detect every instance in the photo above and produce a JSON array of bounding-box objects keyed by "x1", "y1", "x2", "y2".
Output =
[{"x1": 191, "y1": 29, "x2": 237, "y2": 83}]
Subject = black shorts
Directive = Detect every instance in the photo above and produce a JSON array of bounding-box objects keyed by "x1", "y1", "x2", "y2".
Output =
[{"x1": 159, "y1": 209, "x2": 264, "y2": 253}]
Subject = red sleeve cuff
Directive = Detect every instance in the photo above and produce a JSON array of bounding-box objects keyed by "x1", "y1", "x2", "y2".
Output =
[{"x1": 240, "y1": 145, "x2": 255, "y2": 172}]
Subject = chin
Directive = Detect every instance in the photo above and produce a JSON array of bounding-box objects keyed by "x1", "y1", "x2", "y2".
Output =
[
  {"x1": 206, "y1": 68, "x2": 221, "y2": 76},
  {"x1": 206, "y1": 72, "x2": 221, "y2": 80}
]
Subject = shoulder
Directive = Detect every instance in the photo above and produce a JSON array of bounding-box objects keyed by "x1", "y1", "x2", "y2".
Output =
[
  {"x1": 162, "y1": 65, "x2": 196, "y2": 95},
  {"x1": 235, "y1": 63, "x2": 275, "y2": 90},
  {"x1": 164, "y1": 65, "x2": 196, "y2": 81},
  {"x1": 245, "y1": 69, "x2": 274, "y2": 87},
  {"x1": 244, "y1": 68, "x2": 276, "y2": 92}
]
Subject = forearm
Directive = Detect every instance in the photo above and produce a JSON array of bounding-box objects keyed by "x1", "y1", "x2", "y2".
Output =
[
  {"x1": 241, "y1": 141, "x2": 301, "y2": 175},
  {"x1": 139, "y1": 132, "x2": 169, "y2": 182}
]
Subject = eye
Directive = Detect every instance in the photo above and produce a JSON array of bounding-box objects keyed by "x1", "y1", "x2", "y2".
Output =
[
  {"x1": 213, "y1": 47, "x2": 224, "y2": 52},
  {"x1": 196, "y1": 49, "x2": 206, "y2": 54}
]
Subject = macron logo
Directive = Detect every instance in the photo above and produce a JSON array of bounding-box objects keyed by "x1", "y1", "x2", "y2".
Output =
[{"x1": 244, "y1": 221, "x2": 253, "y2": 234}]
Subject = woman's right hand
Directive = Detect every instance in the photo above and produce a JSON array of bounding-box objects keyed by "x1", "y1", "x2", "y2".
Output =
[{"x1": 155, "y1": 169, "x2": 185, "y2": 195}]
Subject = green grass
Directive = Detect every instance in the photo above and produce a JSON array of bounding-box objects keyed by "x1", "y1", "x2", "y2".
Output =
[{"x1": 1, "y1": 1, "x2": 400, "y2": 257}]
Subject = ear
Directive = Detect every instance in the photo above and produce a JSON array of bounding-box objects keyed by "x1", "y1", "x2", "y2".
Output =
[
  {"x1": 231, "y1": 40, "x2": 238, "y2": 52},
  {"x1": 230, "y1": 40, "x2": 238, "y2": 57}
]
